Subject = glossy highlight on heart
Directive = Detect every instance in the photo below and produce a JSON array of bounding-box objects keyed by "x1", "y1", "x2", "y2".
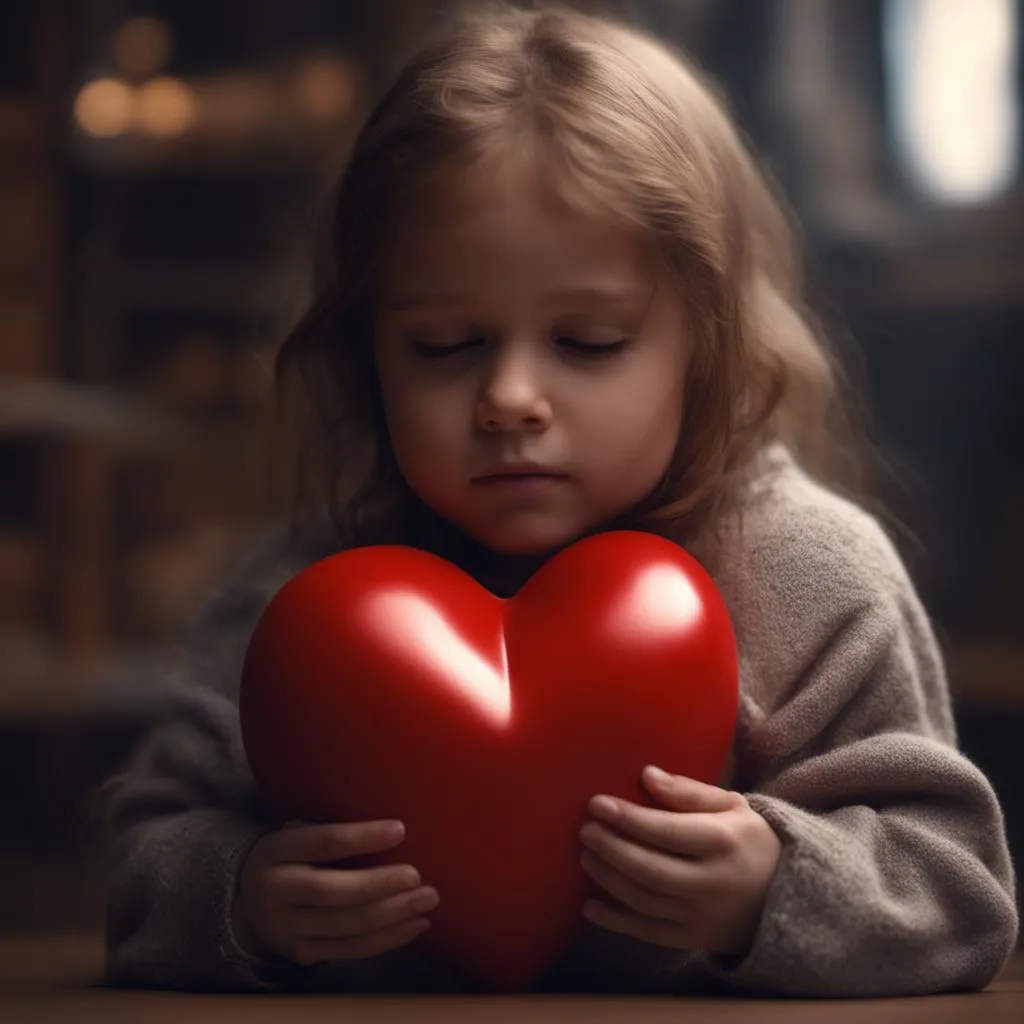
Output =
[{"x1": 240, "y1": 530, "x2": 738, "y2": 991}]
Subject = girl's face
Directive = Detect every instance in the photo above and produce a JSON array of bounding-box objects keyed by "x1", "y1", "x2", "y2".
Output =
[{"x1": 374, "y1": 174, "x2": 690, "y2": 556}]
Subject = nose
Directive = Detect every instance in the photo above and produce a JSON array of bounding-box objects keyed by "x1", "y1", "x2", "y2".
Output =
[{"x1": 476, "y1": 348, "x2": 552, "y2": 433}]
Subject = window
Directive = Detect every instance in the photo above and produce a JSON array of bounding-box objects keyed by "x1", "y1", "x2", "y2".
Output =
[{"x1": 884, "y1": 0, "x2": 1020, "y2": 204}]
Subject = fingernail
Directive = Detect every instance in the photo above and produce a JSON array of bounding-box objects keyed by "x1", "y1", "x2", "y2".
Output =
[
  {"x1": 388, "y1": 866, "x2": 420, "y2": 890},
  {"x1": 384, "y1": 820, "x2": 405, "y2": 840},
  {"x1": 645, "y1": 765, "x2": 672, "y2": 784},
  {"x1": 590, "y1": 795, "x2": 618, "y2": 817},
  {"x1": 409, "y1": 888, "x2": 440, "y2": 913}
]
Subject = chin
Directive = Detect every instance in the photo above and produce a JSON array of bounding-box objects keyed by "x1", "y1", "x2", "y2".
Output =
[
  {"x1": 475, "y1": 522, "x2": 587, "y2": 558},
  {"x1": 484, "y1": 536, "x2": 558, "y2": 557}
]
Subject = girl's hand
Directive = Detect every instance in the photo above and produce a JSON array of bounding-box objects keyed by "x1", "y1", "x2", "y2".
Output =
[
  {"x1": 232, "y1": 819, "x2": 439, "y2": 966},
  {"x1": 578, "y1": 765, "x2": 782, "y2": 957}
]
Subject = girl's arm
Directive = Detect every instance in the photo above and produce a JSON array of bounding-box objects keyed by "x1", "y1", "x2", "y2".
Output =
[
  {"x1": 686, "y1": 488, "x2": 1018, "y2": 997},
  {"x1": 89, "y1": 531, "x2": 465, "y2": 993}
]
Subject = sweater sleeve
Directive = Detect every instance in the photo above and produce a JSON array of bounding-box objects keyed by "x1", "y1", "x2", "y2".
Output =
[
  {"x1": 686, "y1": 477, "x2": 1019, "y2": 997},
  {"x1": 90, "y1": 530, "x2": 466, "y2": 993}
]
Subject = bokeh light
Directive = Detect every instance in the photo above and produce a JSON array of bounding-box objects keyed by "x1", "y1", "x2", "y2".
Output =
[
  {"x1": 886, "y1": 0, "x2": 1020, "y2": 204},
  {"x1": 294, "y1": 54, "x2": 356, "y2": 121},
  {"x1": 134, "y1": 77, "x2": 197, "y2": 138},
  {"x1": 112, "y1": 17, "x2": 175, "y2": 78},
  {"x1": 73, "y1": 78, "x2": 134, "y2": 138}
]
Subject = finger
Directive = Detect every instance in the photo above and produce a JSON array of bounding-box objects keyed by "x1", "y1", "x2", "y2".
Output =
[
  {"x1": 582, "y1": 898, "x2": 690, "y2": 951},
  {"x1": 580, "y1": 849, "x2": 688, "y2": 924},
  {"x1": 641, "y1": 766, "x2": 741, "y2": 813},
  {"x1": 579, "y1": 821, "x2": 705, "y2": 899},
  {"x1": 290, "y1": 916, "x2": 431, "y2": 966},
  {"x1": 290, "y1": 885, "x2": 439, "y2": 939},
  {"x1": 587, "y1": 797, "x2": 733, "y2": 858},
  {"x1": 276, "y1": 861, "x2": 423, "y2": 907},
  {"x1": 265, "y1": 820, "x2": 406, "y2": 865}
]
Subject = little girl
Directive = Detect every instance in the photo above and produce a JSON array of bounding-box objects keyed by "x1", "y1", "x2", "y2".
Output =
[{"x1": 93, "y1": 2, "x2": 1018, "y2": 998}]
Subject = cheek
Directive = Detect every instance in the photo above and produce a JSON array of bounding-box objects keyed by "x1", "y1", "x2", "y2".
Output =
[
  {"x1": 579, "y1": 372, "x2": 684, "y2": 504},
  {"x1": 376, "y1": 359, "x2": 424, "y2": 464},
  {"x1": 593, "y1": 362, "x2": 684, "y2": 457},
  {"x1": 378, "y1": 371, "x2": 463, "y2": 472},
  {"x1": 378, "y1": 356, "x2": 428, "y2": 431}
]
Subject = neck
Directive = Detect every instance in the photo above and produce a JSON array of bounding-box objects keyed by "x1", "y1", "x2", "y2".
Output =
[
  {"x1": 407, "y1": 501, "x2": 566, "y2": 597},
  {"x1": 402, "y1": 496, "x2": 685, "y2": 597}
]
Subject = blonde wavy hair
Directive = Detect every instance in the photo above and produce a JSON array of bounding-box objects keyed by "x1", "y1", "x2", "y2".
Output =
[{"x1": 276, "y1": 1, "x2": 872, "y2": 555}]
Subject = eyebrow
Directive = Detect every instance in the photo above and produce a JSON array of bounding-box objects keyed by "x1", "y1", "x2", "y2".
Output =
[{"x1": 384, "y1": 285, "x2": 647, "y2": 312}]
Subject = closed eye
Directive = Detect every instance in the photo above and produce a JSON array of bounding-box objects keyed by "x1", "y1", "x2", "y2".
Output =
[
  {"x1": 411, "y1": 336, "x2": 486, "y2": 358},
  {"x1": 557, "y1": 337, "x2": 628, "y2": 356},
  {"x1": 409, "y1": 336, "x2": 629, "y2": 358}
]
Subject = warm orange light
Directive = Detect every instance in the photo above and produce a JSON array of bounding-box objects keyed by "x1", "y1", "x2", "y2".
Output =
[
  {"x1": 294, "y1": 55, "x2": 356, "y2": 121},
  {"x1": 113, "y1": 17, "x2": 175, "y2": 78},
  {"x1": 200, "y1": 76, "x2": 272, "y2": 136},
  {"x1": 134, "y1": 77, "x2": 197, "y2": 137},
  {"x1": 74, "y1": 78, "x2": 134, "y2": 138}
]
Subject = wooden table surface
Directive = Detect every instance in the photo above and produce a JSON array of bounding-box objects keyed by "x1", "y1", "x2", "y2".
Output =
[{"x1": 2, "y1": 933, "x2": 1022, "y2": 1023}]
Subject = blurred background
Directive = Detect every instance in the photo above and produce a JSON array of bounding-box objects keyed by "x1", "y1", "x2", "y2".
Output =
[{"x1": 0, "y1": 0, "x2": 1021, "y2": 966}]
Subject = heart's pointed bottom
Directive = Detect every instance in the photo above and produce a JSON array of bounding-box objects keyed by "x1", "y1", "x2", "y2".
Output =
[
  {"x1": 413, "y1": 870, "x2": 586, "y2": 991},
  {"x1": 420, "y1": 923, "x2": 581, "y2": 992}
]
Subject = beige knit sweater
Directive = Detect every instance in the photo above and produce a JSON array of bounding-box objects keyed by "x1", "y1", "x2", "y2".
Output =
[{"x1": 92, "y1": 445, "x2": 1019, "y2": 997}]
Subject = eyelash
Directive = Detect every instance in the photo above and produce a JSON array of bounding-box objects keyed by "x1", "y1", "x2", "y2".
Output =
[{"x1": 411, "y1": 337, "x2": 628, "y2": 358}]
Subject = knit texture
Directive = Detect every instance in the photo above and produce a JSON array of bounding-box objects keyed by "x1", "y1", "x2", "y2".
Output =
[{"x1": 91, "y1": 445, "x2": 1019, "y2": 996}]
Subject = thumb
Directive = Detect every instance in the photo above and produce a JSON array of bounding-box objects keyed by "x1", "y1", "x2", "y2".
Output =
[{"x1": 642, "y1": 764, "x2": 737, "y2": 812}]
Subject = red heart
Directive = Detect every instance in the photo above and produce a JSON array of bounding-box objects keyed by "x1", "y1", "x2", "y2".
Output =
[{"x1": 240, "y1": 530, "x2": 737, "y2": 991}]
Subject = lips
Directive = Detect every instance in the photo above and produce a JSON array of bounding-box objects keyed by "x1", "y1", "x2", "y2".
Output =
[
  {"x1": 471, "y1": 472, "x2": 568, "y2": 499},
  {"x1": 473, "y1": 473, "x2": 567, "y2": 485},
  {"x1": 473, "y1": 465, "x2": 566, "y2": 482}
]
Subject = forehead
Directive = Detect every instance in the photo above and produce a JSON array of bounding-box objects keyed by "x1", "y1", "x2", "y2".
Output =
[{"x1": 379, "y1": 161, "x2": 655, "y2": 297}]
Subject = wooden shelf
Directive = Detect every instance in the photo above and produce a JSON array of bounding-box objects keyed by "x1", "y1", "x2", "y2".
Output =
[
  {"x1": 0, "y1": 96, "x2": 47, "y2": 154},
  {"x1": 107, "y1": 262, "x2": 299, "y2": 315},
  {"x1": 0, "y1": 532, "x2": 45, "y2": 627},
  {"x1": 840, "y1": 257, "x2": 1024, "y2": 308},
  {"x1": 0, "y1": 379, "x2": 186, "y2": 450},
  {"x1": 0, "y1": 641, "x2": 172, "y2": 723},
  {"x1": 69, "y1": 131, "x2": 340, "y2": 177}
]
